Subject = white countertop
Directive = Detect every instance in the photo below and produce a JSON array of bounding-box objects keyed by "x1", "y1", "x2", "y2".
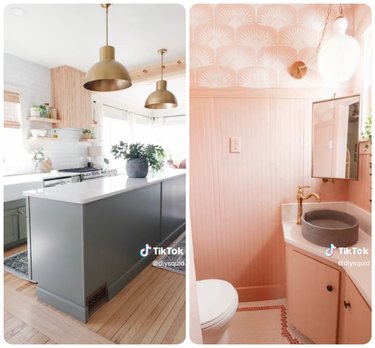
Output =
[
  {"x1": 282, "y1": 202, "x2": 371, "y2": 306},
  {"x1": 3, "y1": 171, "x2": 80, "y2": 186},
  {"x1": 3, "y1": 172, "x2": 81, "y2": 202},
  {"x1": 24, "y1": 170, "x2": 186, "y2": 204}
]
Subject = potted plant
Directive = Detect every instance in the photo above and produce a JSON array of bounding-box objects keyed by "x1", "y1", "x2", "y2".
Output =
[
  {"x1": 30, "y1": 105, "x2": 41, "y2": 117},
  {"x1": 82, "y1": 129, "x2": 92, "y2": 139},
  {"x1": 111, "y1": 142, "x2": 165, "y2": 178},
  {"x1": 361, "y1": 111, "x2": 372, "y2": 148}
]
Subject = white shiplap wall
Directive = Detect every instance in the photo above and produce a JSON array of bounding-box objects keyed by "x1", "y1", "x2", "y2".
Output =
[{"x1": 4, "y1": 53, "x2": 90, "y2": 172}]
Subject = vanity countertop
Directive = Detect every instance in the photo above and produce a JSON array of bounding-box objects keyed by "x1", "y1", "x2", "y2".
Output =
[{"x1": 282, "y1": 202, "x2": 371, "y2": 307}]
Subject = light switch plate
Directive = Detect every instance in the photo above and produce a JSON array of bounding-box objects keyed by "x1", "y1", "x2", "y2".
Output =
[{"x1": 230, "y1": 137, "x2": 241, "y2": 153}]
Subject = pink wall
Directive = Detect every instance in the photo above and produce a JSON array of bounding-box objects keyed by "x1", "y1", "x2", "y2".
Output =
[
  {"x1": 190, "y1": 89, "x2": 349, "y2": 301},
  {"x1": 348, "y1": 142, "x2": 372, "y2": 212},
  {"x1": 189, "y1": 3, "x2": 370, "y2": 302}
]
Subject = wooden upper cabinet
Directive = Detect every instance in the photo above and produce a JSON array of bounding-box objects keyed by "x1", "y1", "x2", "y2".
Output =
[
  {"x1": 338, "y1": 273, "x2": 371, "y2": 344},
  {"x1": 51, "y1": 65, "x2": 92, "y2": 129}
]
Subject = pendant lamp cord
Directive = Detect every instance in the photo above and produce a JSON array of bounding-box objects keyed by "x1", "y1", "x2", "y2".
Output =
[
  {"x1": 160, "y1": 51, "x2": 164, "y2": 81},
  {"x1": 299, "y1": 4, "x2": 331, "y2": 70},
  {"x1": 105, "y1": 5, "x2": 109, "y2": 46}
]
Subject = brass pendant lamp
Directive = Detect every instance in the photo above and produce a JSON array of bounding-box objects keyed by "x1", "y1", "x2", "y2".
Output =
[
  {"x1": 84, "y1": 4, "x2": 132, "y2": 92},
  {"x1": 144, "y1": 49, "x2": 178, "y2": 109}
]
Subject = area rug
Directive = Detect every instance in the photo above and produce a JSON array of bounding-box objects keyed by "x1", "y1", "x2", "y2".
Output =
[
  {"x1": 4, "y1": 250, "x2": 31, "y2": 281},
  {"x1": 226, "y1": 299, "x2": 313, "y2": 344},
  {"x1": 152, "y1": 232, "x2": 185, "y2": 275}
]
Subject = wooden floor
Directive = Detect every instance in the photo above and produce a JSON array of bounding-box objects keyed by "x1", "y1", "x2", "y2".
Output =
[{"x1": 4, "y1": 244, "x2": 185, "y2": 344}]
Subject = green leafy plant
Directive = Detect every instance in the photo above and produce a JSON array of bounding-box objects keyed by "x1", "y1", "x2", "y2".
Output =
[
  {"x1": 362, "y1": 111, "x2": 372, "y2": 147},
  {"x1": 111, "y1": 142, "x2": 165, "y2": 171},
  {"x1": 82, "y1": 129, "x2": 92, "y2": 134},
  {"x1": 31, "y1": 104, "x2": 47, "y2": 117}
]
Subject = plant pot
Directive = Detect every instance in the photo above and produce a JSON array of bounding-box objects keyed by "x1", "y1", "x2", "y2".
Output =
[
  {"x1": 126, "y1": 158, "x2": 149, "y2": 178},
  {"x1": 83, "y1": 133, "x2": 92, "y2": 139},
  {"x1": 30, "y1": 107, "x2": 40, "y2": 117}
]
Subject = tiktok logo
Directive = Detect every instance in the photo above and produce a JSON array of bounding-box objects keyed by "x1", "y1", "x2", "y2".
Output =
[
  {"x1": 140, "y1": 243, "x2": 153, "y2": 257},
  {"x1": 325, "y1": 243, "x2": 337, "y2": 257}
]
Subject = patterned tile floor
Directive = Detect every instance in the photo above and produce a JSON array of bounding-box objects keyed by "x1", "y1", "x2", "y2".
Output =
[{"x1": 226, "y1": 299, "x2": 313, "y2": 344}]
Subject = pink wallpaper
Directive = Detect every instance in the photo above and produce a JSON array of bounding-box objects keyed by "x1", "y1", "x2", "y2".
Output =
[{"x1": 190, "y1": 4, "x2": 355, "y2": 88}]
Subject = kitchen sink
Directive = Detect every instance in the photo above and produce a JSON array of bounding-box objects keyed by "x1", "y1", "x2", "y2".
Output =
[{"x1": 302, "y1": 210, "x2": 359, "y2": 247}]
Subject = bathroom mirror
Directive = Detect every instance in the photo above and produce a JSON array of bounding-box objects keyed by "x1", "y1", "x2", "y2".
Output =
[{"x1": 312, "y1": 95, "x2": 360, "y2": 180}]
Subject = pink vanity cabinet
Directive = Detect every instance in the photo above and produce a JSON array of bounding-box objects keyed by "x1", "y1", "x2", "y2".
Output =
[
  {"x1": 286, "y1": 244, "x2": 371, "y2": 344},
  {"x1": 337, "y1": 273, "x2": 371, "y2": 344}
]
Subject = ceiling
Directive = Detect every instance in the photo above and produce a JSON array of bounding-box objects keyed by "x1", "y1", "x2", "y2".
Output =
[{"x1": 4, "y1": 3, "x2": 186, "y2": 72}]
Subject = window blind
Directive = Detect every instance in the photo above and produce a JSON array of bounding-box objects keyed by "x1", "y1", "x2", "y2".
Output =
[{"x1": 4, "y1": 90, "x2": 21, "y2": 128}]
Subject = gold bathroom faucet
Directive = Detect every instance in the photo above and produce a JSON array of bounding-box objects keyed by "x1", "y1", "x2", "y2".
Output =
[{"x1": 296, "y1": 186, "x2": 321, "y2": 225}]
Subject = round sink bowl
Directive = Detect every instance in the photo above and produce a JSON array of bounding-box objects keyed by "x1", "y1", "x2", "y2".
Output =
[{"x1": 302, "y1": 210, "x2": 359, "y2": 248}]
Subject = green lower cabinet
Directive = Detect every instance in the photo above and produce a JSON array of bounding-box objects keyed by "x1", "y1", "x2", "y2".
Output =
[
  {"x1": 18, "y1": 206, "x2": 27, "y2": 240},
  {"x1": 4, "y1": 199, "x2": 27, "y2": 250},
  {"x1": 4, "y1": 208, "x2": 19, "y2": 246}
]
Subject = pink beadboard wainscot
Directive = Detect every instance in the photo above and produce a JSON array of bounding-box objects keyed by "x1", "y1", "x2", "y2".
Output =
[
  {"x1": 190, "y1": 88, "x2": 350, "y2": 301},
  {"x1": 190, "y1": 3, "x2": 371, "y2": 302}
]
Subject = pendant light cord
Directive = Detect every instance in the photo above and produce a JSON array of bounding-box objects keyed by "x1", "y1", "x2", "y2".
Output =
[
  {"x1": 160, "y1": 51, "x2": 164, "y2": 81},
  {"x1": 105, "y1": 5, "x2": 109, "y2": 46},
  {"x1": 299, "y1": 4, "x2": 331, "y2": 70}
]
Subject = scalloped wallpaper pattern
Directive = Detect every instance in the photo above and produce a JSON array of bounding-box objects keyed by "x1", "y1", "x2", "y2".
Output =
[{"x1": 190, "y1": 4, "x2": 355, "y2": 88}]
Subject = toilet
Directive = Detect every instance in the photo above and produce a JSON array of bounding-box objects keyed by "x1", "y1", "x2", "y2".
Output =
[{"x1": 196, "y1": 279, "x2": 238, "y2": 344}]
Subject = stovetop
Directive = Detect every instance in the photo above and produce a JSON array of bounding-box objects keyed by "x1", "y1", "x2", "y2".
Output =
[
  {"x1": 59, "y1": 167, "x2": 102, "y2": 173},
  {"x1": 59, "y1": 167, "x2": 106, "y2": 180}
]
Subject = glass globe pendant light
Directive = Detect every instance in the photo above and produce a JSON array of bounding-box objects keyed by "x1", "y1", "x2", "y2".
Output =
[
  {"x1": 144, "y1": 49, "x2": 178, "y2": 109},
  {"x1": 317, "y1": 12, "x2": 360, "y2": 85},
  {"x1": 289, "y1": 4, "x2": 360, "y2": 86},
  {"x1": 84, "y1": 4, "x2": 132, "y2": 92}
]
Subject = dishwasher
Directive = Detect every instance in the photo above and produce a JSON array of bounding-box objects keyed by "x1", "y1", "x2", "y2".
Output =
[{"x1": 43, "y1": 175, "x2": 81, "y2": 188}]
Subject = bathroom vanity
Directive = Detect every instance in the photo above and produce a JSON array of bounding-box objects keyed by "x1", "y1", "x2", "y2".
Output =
[
  {"x1": 282, "y1": 202, "x2": 371, "y2": 344},
  {"x1": 24, "y1": 171, "x2": 186, "y2": 322}
]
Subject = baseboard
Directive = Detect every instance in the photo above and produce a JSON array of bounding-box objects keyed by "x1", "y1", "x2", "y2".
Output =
[
  {"x1": 108, "y1": 223, "x2": 186, "y2": 299},
  {"x1": 37, "y1": 287, "x2": 88, "y2": 322},
  {"x1": 160, "y1": 223, "x2": 185, "y2": 247},
  {"x1": 236, "y1": 284, "x2": 286, "y2": 302}
]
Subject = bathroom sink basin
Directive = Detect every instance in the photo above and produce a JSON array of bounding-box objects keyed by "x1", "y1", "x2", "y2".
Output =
[{"x1": 302, "y1": 210, "x2": 359, "y2": 247}]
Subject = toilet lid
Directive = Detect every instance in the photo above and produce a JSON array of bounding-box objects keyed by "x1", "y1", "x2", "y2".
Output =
[{"x1": 197, "y1": 279, "x2": 238, "y2": 328}]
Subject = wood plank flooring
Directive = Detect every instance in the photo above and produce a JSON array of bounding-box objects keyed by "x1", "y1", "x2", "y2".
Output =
[{"x1": 4, "y1": 244, "x2": 185, "y2": 344}]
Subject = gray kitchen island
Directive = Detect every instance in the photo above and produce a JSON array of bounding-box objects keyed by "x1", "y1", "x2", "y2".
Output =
[{"x1": 24, "y1": 170, "x2": 186, "y2": 322}]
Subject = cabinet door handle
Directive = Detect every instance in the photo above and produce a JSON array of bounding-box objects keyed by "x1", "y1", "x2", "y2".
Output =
[
  {"x1": 326, "y1": 285, "x2": 333, "y2": 292},
  {"x1": 344, "y1": 301, "x2": 351, "y2": 309}
]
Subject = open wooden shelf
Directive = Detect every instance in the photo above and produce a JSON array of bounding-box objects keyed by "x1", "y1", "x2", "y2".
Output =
[
  {"x1": 28, "y1": 117, "x2": 60, "y2": 124},
  {"x1": 79, "y1": 138, "x2": 96, "y2": 142},
  {"x1": 28, "y1": 137, "x2": 60, "y2": 141}
]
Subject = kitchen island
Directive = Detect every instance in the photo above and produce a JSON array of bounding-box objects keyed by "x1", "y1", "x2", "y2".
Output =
[{"x1": 24, "y1": 170, "x2": 186, "y2": 322}]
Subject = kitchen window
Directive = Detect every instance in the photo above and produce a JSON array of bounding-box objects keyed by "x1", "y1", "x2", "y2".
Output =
[
  {"x1": 3, "y1": 90, "x2": 26, "y2": 173},
  {"x1": 102, "y1": 105, "x2": 186, "y2": 172}
]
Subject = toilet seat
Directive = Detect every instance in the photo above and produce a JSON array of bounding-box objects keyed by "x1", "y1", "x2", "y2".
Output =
[{"x1": 197, "y1": 279, "x2": 238, "y2": 330}]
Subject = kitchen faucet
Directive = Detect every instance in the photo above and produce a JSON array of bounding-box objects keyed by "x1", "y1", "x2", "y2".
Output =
[{"x1": 296, "y1": 186, "x2": 321, "y2": 225}]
